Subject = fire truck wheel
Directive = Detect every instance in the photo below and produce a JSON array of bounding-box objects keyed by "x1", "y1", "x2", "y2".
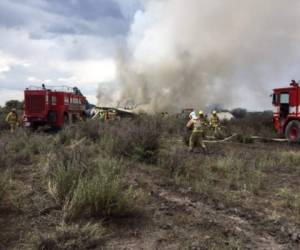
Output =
[{"x1": 285, "y1": 120, "x2": 300, "y2": 142}]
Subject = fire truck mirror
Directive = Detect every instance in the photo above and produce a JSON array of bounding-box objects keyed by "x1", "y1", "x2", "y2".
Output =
[{"x1": 272, "y1": 94, "x2": 277, "y2": 105}]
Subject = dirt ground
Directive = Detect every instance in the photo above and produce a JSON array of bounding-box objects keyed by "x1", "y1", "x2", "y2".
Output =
[{"x1": 1, "y1": 129, "x2": 300, "y2": 249}]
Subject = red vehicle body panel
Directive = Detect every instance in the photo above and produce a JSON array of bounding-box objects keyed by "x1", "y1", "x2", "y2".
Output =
[
  {"x1": 272, "y1": 81, "x2": 300, "y2": 135},
  {"x1": 23, "y1": 86, "x2": 86, "y2": 128}
]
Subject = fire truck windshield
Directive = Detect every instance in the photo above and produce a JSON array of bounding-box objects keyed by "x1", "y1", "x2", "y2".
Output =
[{"x1": 280, "y1": 93, "x2": 289, "y2": 104}]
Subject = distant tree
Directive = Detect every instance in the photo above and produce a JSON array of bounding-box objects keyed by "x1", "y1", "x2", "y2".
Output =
[
  {"x1": 231, "y1": 108, "x2": 247, "y2": 119},
  {"x1": 206, "y1": 103, "x2": 224, "y2": 112},
  {"x1": 5, "y1": 100, "x2": 23, "y2": 110}
]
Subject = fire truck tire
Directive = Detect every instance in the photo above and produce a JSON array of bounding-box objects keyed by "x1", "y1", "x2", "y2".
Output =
[
  {"x1": 30, "y1": 122, "x2": 38, "y2": 131},
  {"x1": 285, "y1": 120, "x2": 300, "y2": 142}
]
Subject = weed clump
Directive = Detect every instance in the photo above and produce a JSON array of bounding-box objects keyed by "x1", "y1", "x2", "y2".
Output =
[
  {"x1": 48, "y1": 152, "x2": 133, "y2": 220},
  {"x1": 48, "y1": 158, "x2": 82, "y2": 204},
  {"x1": 277, "y1": 187, "x2": 300, "y2": 214},
  {"x1": 66, "y1": 158, "x2": 132, "y2": 219},
  {"x1": 35, "y1": 223, "x2": 106, "y2": 250}
]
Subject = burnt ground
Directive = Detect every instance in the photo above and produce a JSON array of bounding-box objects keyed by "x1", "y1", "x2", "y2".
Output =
[{"x1": 1, "y1": 132, "x2": 300, "y2": 250}]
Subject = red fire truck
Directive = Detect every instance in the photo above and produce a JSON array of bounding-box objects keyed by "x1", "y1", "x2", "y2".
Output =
[
  {"x1": 272, "y1": 80, "x2": 300, "y2": 142},
  {"x1": 23, "y1": 85, "x2": 87, "y2": 129}
]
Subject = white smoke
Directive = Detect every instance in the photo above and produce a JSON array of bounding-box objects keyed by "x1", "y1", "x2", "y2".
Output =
[{"x1": 100, "y1": 0, "x2": 300, "y2": 112}]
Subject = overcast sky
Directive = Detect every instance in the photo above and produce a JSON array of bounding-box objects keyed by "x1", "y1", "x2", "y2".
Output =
[
  {"x1": 1, "y1": 0, "x2": 300, "y2": 111},
  {"x1": 0, "y1": 0, "x2": 141, "y2": 105}
]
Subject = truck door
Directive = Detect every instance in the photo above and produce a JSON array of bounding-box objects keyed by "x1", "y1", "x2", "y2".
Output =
[{"x1": 279, "y1": 92, "x2": 289, "y2": 120}]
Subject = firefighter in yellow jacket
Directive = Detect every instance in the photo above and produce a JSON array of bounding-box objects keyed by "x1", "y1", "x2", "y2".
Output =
[
  {"x1": 5, "y1": 108, "x2": 19, "y2": 133},
  {"x1": 210, "y1": 110, "x2": 221, "y2": 136},
  {"x1": 186, "y1": 111, "x2": 207, "y2": 152}
]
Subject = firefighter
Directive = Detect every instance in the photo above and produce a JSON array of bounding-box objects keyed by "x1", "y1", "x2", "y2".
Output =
[
  {"x1": 210, "y1": 110, "x2": 221, "y2": 136},
  {"x1": 203, "y1": 112, "x2": 209, "y2": 128},
  {"x1": 99, "y1": 110, "x2": 105, "y2": 121},
  {"x1": 104, "y1": 110, "x2": 109, "y2": 121},
  {"x1": 5, "y1": 108, "x2": 19, "y2": 133},
  {"x1": 186, "y1": 111, "x2": 207, "y2": 152},
  {"x1": 189, "y1": 109, "x2": 197, "y2": 120}
]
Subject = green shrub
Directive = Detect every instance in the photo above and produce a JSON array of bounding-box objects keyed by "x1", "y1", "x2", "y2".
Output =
[
  {"x1": 65, "y1": 158, "x2": 132, "y2": 219},
  {"x1": 48, "y1": 150, "x2": 133, "y2": 220},
  {"x1": 48, "y1": 159, "x2": 82, "y2": 204}
]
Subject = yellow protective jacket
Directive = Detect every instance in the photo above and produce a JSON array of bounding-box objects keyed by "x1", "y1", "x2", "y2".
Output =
[
  {"x1": 5, "y1": 112, "x2": 18, "y2": 124},
  {"x1": 187, "y1": 118, "x2": 206, "y2": 133},
  {"x1": 210, "y1": 115, "x2": 220, "y2": 127}
]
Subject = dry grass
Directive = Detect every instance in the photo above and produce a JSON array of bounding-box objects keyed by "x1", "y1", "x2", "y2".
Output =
[
  {"x1": 2, "y1": 111, "x2": 300, "y2": 249},
  {"x1": 47, "y1": 146, "x2": 134, "y2": 220},
  {"x1": 34, "y1": 222, "x2": 106, "y2": 250},
  {"x1": 0, "y1": 172, "x2": 9, "y2": 204},
  {"x1": 64, "y1": 158, "x2": 133, "y2": 220},
  {"x1": 98, "y1": 117, "x2": 161, "y2": 163},
  {"x1": 277, "y1": 187, "x2": 300, "y2": 215}
]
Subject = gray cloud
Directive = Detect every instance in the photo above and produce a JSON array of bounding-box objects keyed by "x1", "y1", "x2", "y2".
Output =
[
  {"x1": 43, "y1": 0, "x2": 124, "y2": 21},
  {"x1": 0, "y1": 0, "x2": 140, "y2": 38},
  {"x1": 0, "y1": 0, "x2": 141, "y2": 105}
]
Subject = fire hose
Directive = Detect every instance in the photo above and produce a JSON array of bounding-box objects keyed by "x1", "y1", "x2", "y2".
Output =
[
  {"x1": 203, "y1": 134, "x2": 238, "y2": 143},
  {"x1": 203, "y1": 134, "x2": 288, "y2": 143}
]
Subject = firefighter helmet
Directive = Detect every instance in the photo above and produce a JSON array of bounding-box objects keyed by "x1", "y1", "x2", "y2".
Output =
[
  {"x1": 199, "y1": 110, "x2": 204, "y2": 116},
  {"x1": 212, "y1": 110, "x2": 217, "y2": 115}
]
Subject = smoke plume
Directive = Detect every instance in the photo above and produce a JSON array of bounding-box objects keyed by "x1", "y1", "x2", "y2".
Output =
[{"x1": 102, "y1": 0, "x2": 300, "y2": 112}]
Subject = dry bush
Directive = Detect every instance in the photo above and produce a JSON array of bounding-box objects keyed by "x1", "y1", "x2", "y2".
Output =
[
  {"x1": 159, "y1": 115, "x2": 186, "y2": 136},
  {"x1": 158, "y1": 144, "x2": 191, "y2": 177},
  {"x1": 57, "y1": 120, "x2": 101, "y2": 145},
  {"x1": 224, "y1": 111, "x2": 276, "y2": 139},
  {"x1": 99, "y1": 117, "x2": 161, "y2": 163},
  {"x1": 35, "y1": 223, "x2": 106, "y2": 250},
  {"x1": 0, "y1": 129, "x2": 54, "y2": 167},
  {"x1": 0, "y1": 108, "x2": 10, "y2": 131},
  {"x1": 0, "y1": 119, "x2": 9, "y2": 131},
  {"x1": 58, "y1": 127, "x2": 80, "y2": 145},
  {"x1": 78, "y1": 120, "x2": 101, "y2": 141},
  {"x1": 0, "y1": 131, "x2": 30, "y2": 168}
]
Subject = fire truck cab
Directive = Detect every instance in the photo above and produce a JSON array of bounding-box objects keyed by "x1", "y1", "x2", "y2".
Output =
[
  {"x1": 272, "y1": 80, "x2": 300, "y2": 142},
  {"x1": 23, "y1": 85, "x2": 87, "y2": 129}
]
